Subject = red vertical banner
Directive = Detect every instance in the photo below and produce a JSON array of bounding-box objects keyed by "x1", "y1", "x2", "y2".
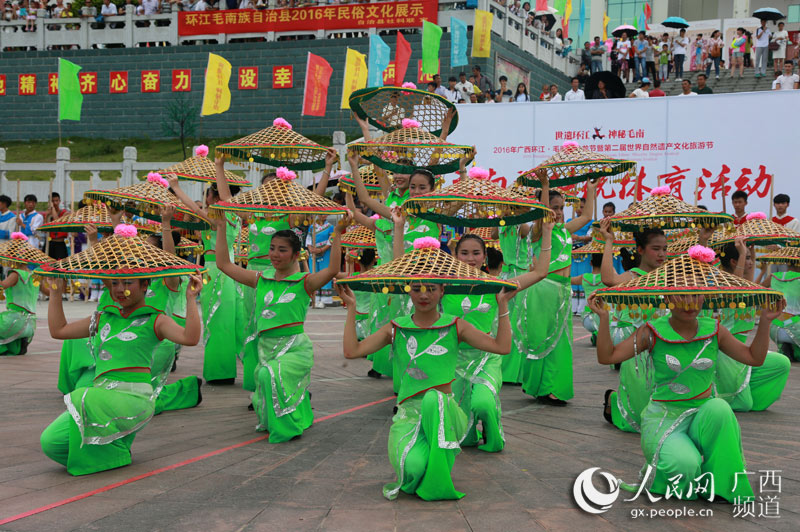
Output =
[
  {"x1": 172, "y1": 69, "x2": 191, "y2": 92},
  {"x1": 141, "y1": 70, "x2": 161, "y2": 93},
  {"x1": 109, "y1": 72, "x2": 129, "y2": 94},
  {"x1": 48, "y1": 73, "x2": 59, "y2": 95},
  {"x1": 395, "y1": 31, "x2": 411, "y2": 86},
  {"x1": 0, "y1": 75, "x2": 6, "y2": 96},
  {"x1": 302, "y1": 53, "x2": 333, "y2": 117}
]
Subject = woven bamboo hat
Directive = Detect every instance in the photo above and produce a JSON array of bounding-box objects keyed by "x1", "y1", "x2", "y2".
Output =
[
  {"x1": 348, "y1": 121, "x2": 474, "y2": 175},
  {"x1": 37, "y1": 225, "x2": 207, "y2": 280},
  {"x1": 593, "y1": 245, "x2": 783, "y2": 311},
  {"x1": 595, "y1": 185, "x2": 733, "y2": 232},
  {"x1": 517, "y1": 143, "x2": 636, "y2": 187},
  {"x1": 234, "y1": 224, "x2": 249, "y2": 262},
  {"x1": 341, "y1": 225, "x2": 377, "y2": 250},
  {"x1": 711, "y1": 212, "x2": 800, "y2": 249},
  {"x1": 348, "y1": 86, "x2": 458, "y2": 136},
  {"x1": 572, "y1": 239, "x2": 605, "y2": 255},
  {"x1": 0, "y1": 233, "x2": 54, "y2": 269},
  {"x1": 665, "y1": 229, "x2": 726, "y2": 258},
  {"x1": 454, "y1": 226, "x2": 501, "y2": 249},
  {"x1": 336, "y1": 237, "x2": 516, "y2": 294},
  {"x1": 215, "y1": 118, "x2": 332, "y2": 172},
  {"x1": 757, "y1": 246, "x2": 800, "y2": 266},
  {"x1": 511, "y1": 182, "x2": 581, "y2": 206},
  {"x1": 209, "y1": 167, "x2": 347, "y2": 219},
  {"x1": 337, "y1": 166, "x2": 389, "y2": 199},
  {"x1": 84, "y1": 174, "x2": 212, "y2": 231},
  {"x1": 39, "y1": 203, "x2": 158, "y2": 234},
  {"x1": 158, "y1": 145, "x2": 251, "y2": 186},
  {"x1": 403, "y1": 167, "x2": 553, "y2": 228}
]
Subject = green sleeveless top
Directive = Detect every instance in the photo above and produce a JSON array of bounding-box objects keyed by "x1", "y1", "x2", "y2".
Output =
[
  {"x1": 771, "y1": 271, "x2": 800, "y2": 315},
  {"x1": 581, "y1": 273, "x2": 604, "y2": 299},
  {"x1": 441, "y1": 294, "x2": 496, "y2": 348},
  {"x1": 248, "y1": 218, "x2": 292, "y2": 262},
  {"x1": 91, "y1": 304, "x2": 164, "y2": 376},
  {"x1": 374, "y1": 188, "x2": 409, "y2": 265},
  {"x1": 717, "y1": 307, "x2": 755, "y2": 338},
  {"x1": 148, "y1": 278, "x2": 187, "y2": 321},
  {"x1": 255, "y1": 272, "x2": 311, "y2": 336},
  {"x1": 6, "y1": 269, "x2": 37, "y2": 314},
  {"x1": 200, "y1": 212, "x2": 238, "y2": 261},
  {"x1": 647, "y1": 316, "x2": 718, "y2": 401},
  {"x1": 499, "y1": 226, "x2": 531, "y2": 269},
  {"x1": 391, "y1": 313, "x2": 460, "y2": 404},
  {"x1": 532, "y1": 224, "x2": 572, "y2": 272},
  {"x1": 403, "y1": 216, "x2": 441, "y2": 250}
]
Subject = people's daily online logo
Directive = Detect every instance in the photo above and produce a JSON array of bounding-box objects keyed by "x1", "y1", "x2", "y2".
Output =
[{"x1": 572, "y1": 467, "x2": 621, "y2": 514}]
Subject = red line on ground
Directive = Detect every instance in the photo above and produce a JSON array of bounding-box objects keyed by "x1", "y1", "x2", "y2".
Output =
[
  {"x1": 0, "y1": 395, "x2": 396, "y2": 526},
  {"x1": 574, "y1": 333, "x2": 591, "y2": 342}
]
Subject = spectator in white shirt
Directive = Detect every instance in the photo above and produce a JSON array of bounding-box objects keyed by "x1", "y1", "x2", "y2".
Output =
[
  {"x1": 513, "y1": 82, "x2": 530, "y2": 102},
  {"x1": 238, "y1": 0, "x2": 254, "y2": 8},
  {"x1": 773, "y1": 62, "x2": 800, "y2": 90},
  {"x1": 191, "y1": 0, "x2": 207, "y2": 11},
  {"x1": 675, "y1": 79, "x2": 696, "y2": 96},
  {"x1": 432, "y1": 74, "x2": 449, "y2": 100},
  {"x1": 380, "y1": 92, "x2": 406, "y2": 127},
  {"x1": 754, "y1": 19, "x2": 771, "y2": 78},
  {"x1": 100, "y1": 0, "x2": 117, "y2": 15},
  {"x1": 563, "y1": 78, "x2": 585, "y2": 101},
  {"x1": 141, "y1": 0, "x2": 159, "y2": 15},
  {"x1": 442, "y1": 77, "x2": 459, "y2": 104},
  {"x1": 548, "y1": 84, "x2": 562, "y2": 102},
  {"x1": 629, "y1": 77, "x2": 651, "y2": 98},
  {"x1": 16, "y1": 194, "x2": 43, "y2": 250},
  {"x1": 455, "y1": 72, "x2": 474, "y2": 104},
  {"x1": 672, "y1": 28, "x2": 689, "y2": 81}
]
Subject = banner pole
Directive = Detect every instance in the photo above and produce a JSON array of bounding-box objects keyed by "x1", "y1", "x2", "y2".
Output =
[
  {"x1": 769, "y1": 175, "x2": 775, "y2": 220},
  {"x1": 693, "y1": 176, "x2": 700, "y2": 207}
]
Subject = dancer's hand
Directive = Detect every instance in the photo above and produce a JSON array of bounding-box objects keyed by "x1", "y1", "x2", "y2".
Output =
[
  {"x1": 165, "y1": 173, "x2": 180, "y2": 190},
  {"x1": 186, "y1": 275, "x2": 203, "y2": 300},
  {"x1": 734, "y1": 235, "x2": 747, "y2": 257},
  {"x1": 496, "y1": 285, "x2": 519, "y2": 305},
  {"x1": 761, "y1": 298, "x2": 786, "y2": 321},
  {"x1": 598, "y1": 218, "x2": 614, "y2": 240},
  {"x1": 324, "y1": 148, "x2": 338, "y2": 167},
  {"x1": 587, "y1": 293, "x2": 609, "y2": 317},
  {"x1": 335, "y1": 211, "x2": 353, "y2": 235},
  {"x1": 336, "y1": 284, "x2": 356, "y2": 307},
  {"x1": 48, "y1": 278, "x2": 65, "y2": 295},
  {"x1": 391, "y1": 207, "x2": 405, "y2": 227},
  {"x1": 534, "y1": 168, "x2": 548, "y2": 185},
  {"x1": 160, "y1": 205, "x2": 176, "y2": 224}
]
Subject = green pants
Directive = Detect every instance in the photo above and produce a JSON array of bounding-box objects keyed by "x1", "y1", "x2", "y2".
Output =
[
  {"x1": 501, "y1": 269, "x2": 528, "y2": 384},
  {"x1": 384, "y1": 390, "x2": 467, "y2": 501},
  {"x1": 153, "y1": 377, "x2": 200, "y2": 415},
  {"x1": 454, "y1": 347, "x2": 504, "y2": 452},
  {"x1": 201, "y1": 259, "x2": 239, "y2": 382},
  {"x1": 0, "y1": 309, "x2": 34, "y2": 356},
  {"x1": 368, "y1": 293, "x2": 394, "y2": 381},
  {"x1": 57, "y1": 338, "x2": 96, "y2": 395},
  {"x1": 717, "y1": 351, "x2": 790, "y2": 412}
]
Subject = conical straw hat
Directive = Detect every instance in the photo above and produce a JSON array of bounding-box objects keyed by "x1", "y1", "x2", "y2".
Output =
[
  {"x1": 454, "y1": 226, "x2": 500, "y2": 249},
  {"x1": 37, "y1": 225, "x2": 207, "y2": 280},
  {"x1": 159, "y1": 145, "x2": 251, "y2": 186},
  {"x1": 40, "y1": 203, "x2": 159, "y2": 234},
  {"x1": 517, "y1": 143, "x2": 636, "y2": 187},
  {"x1": 571, "y1": 239, "x2": 605, "y2": 255},
  {"x1": 403, "y1": 167, "x2": 553, "y2": 228},
  {"x1": 757, "y1": 246, "x2": 800, "y2": 266},
  {"x1": 337, "y1": 166, "x2": 389, "y2": 199},
  {"x1": 593, "y1": 246, "x2": 783, "y2": 311},
  {"x1": 208, "y1": 168, "x2": 347, "y2": 218},
  {"x1": 512, "y1": 183, "x2": 581, "y2": 206},
  {"x1": 341, "y1": 225, "x2": 376, "y2": 249},
  {"x1": 595, "y1": 186, "x2": 733, "y2": 232},
  {"x1": 336, "y1": 237, "x2": 516, "y2": 295},
  {"x1": 215, "y1": 118, "x2": 331, "y2": 171},
  {"x1": 711, "y1": 213, "x2": 800, "y2": 249},
  {"x1": 348, "y1": 122, "x2": 474, "y2": 175},
  {"x1": 0, "y1": 233, "x2": 54, "y2": 269},
  {"x1": 348, "y1": 86, "x2": 458, "y2": 136},
  {"x1": 85, "y1": 174, "x2": 212, "y2": 231}
]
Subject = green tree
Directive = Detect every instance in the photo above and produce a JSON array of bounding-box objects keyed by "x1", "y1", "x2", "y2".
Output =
[{"x1": 161, "y1": 94, "x2": 200, "y2": 159}]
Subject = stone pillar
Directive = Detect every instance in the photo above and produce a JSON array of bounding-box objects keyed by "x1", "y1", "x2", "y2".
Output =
[
  {"x1": 55, "y1": 147, "x2": 70, "y2": 199},
  {"x1": 122, "y1": 146, "x2": 137, "y2": 186}
]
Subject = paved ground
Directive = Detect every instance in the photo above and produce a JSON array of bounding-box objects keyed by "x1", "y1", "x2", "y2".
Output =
[{"x1": 0, "y1": 300, "x2": 797, "y2": 532}]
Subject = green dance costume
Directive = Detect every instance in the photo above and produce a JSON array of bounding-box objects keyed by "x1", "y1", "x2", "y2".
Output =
[
  {"x1": 443, "y1": 294, "x2": 504, "y2": 452},
  {"x1": 715, "y1": 308, "x2": 789, "y2": 412},
  {"x1": 626, "y1": 316, "x2": 754, "y2": 503},
  {"x1": 384, "y1": 314, "x2": 467, "y2": 500},
  {"x1": 498, "y1": 225, "x2": 530, "y2": 384},
  {"x1": 522, "y1": 224, "x2": 574, "y2": 400},
  {"x1": 0, "y1": 269, "x2": 37, "y2": 356},
  {"x1": 580, "y1": 273, "x2": 605, "y2": 335},
  {"x1": 250, "y1": 272, "x2": 314, "y2": 443},
  {"x1": 200, "y1": 212, "x2": 243, "y2": 382},
  {"x1": 41, "y1": 304, "x2": 164, "y2": 475},
  {"x1": 769, "y1": 271, "x2": 800, "y2": 361},
  {"x1": 241, "y1": 218, "x2": 291, "y2": 392}
]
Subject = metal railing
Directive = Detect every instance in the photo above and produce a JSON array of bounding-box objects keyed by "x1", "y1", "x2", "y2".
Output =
[{"x1": 0, "y1": 1, "x2": 578, "y2": 76}]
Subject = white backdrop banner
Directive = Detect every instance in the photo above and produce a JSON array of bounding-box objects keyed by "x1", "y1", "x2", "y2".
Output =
[{"x1": 449, "y1": 91, "x2": 799, "y2": 217}]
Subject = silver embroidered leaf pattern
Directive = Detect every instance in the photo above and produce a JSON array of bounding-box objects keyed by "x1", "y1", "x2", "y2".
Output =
[
  {"x1": 263, "y1": 290, "x2": 274, "y2": 306},
  {"x1": 99, "y1": 350, "x2": 112, "y2": 361},
  {"x1": 668, "y1": 382, "x2": 690, "y2": 395},
  {"x1": 438, "y1": 328, "x2": 448, "y2": 340},
  {"x1": 251, "y1": 244, "x2": 260, "y2": 253},
  {"x1": 249, "y1": 223, "x2": 258, "y2": 234},
  {"x1": 475, "y1": 303, "x2": 491, "y2": 313},
  {"x1": 261, "y1": 309, "x2": 277, "y2": 320},
  {"x1": 117, "y1": 332, "x2": 138, "y2": 342},
  {"x1": 130, "y1": 317, "x2": 150, "y2": 328},
  {"x1": 423, "y1": 345, "x2": 449, "y2": 356},
  {"x1": 407, "y1": 336, "x2": 418, "y2": 358},
  {"x1": 277, "y1": 293, "x2": 296, "y2": 304},
  {"x1": 261, "y1": 226, "x2": 277, "y2": 236},
  {"x1": 665, "y1": 354, "x2": 682, "y2": 373},
  {"x1": 100, "y1": 323, "x2": 111, "y2": 342},
  {"x1": 460, "y1": 296, "x2": 472, "y2": 314},
  {"x1": 406, "y1": 367, "x2": 429, "y2": 380},
  {"x1": 691, "y1": 358, "x2": 714, "y2": 371}
]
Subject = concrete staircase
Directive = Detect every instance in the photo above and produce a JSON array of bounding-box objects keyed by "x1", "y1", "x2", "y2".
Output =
[{"x1": 623, "y1": 69, "x2": 778, "y2": 96}]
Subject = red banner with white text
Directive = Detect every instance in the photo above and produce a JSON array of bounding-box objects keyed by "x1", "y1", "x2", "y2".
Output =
[{"x1": 178, "y1": 1, "x2": 438, "y2": 36}]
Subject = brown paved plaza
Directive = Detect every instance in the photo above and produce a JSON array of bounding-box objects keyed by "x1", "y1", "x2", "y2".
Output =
[{"x1": 0, "y1": 301, "x2": 797, "y2": 532}]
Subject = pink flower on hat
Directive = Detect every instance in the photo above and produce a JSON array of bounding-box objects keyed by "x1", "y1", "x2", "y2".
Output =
[
  {"x1": 147, "y1": 172, "x2": 169, "y2": 187},
  {"x1": 468, "y1": 167, "x2": 490, "y2": 180},
  {"x1": 273, "y1": 117, "x2": 292, "y2": 130},
  {"x1": 10, "y1": 232, "x2": 27, "y2": 241},
  {"x1": 114, "y1": 224, "x2": 138, "y2": 238},
  {"x1": 195, "y1": 145, "x2": 209, "y2": 158},
  {"x1": 651, "y1": 185, "x2": 671, "y2": 196},
  {"x1": 687, "y1": 245, "x2": 716, "y2": 263},
  {"x1": 276, "y1": 167, "x2": 297, "y2": 181},
  {"x1": 413, "y1": 237, "x2": 441, "y2": 250},
  {"x1": 402, "y1": 118, "x2": 421, "y2": 129},
  {"x1": 562, "y1": 141, "x2": 579, "y2": 148},
  {"x1": 746, "y1": 212, "x2": 767, "y2": 221}
]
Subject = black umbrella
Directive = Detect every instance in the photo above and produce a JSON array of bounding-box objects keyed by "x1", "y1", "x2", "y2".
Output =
[
  {"x1": 753, "y1": 8, "x2": 784, "y2": 21},
  {"x1": 584, "y1": 71, "x2": 626, "y2": 99},
  {"x1": 534, "y1": 10, "x2": 556, "y2": 31}
]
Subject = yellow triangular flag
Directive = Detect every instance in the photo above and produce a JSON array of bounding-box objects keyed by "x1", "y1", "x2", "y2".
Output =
[
  {"x1": 201, "y1": 53, "x2": 232, "y2": 116},
  {"x1": 341, "y1": 48, "x2": 368, "y2": 110}
]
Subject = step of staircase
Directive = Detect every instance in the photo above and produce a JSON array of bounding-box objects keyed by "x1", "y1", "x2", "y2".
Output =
[{"x1": 622, "y1": 69, "x2": 777, "y2": 95}]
